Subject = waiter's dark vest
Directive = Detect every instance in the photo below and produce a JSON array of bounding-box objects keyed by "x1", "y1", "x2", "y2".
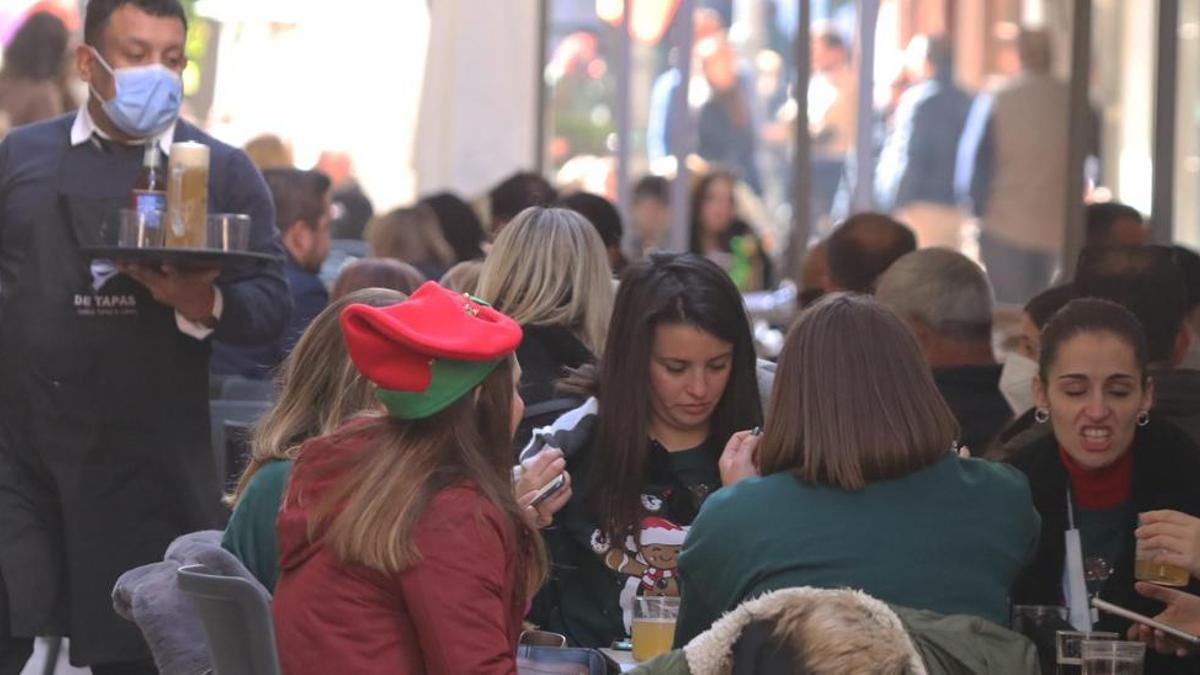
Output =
[{"x1": 0, "y1": 133, "x2": 222, "y2": 664}]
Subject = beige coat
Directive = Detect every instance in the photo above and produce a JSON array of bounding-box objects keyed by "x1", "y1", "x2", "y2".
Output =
[{"x1": 982, "y1": 73, "x2": 1071, "y2": 253}]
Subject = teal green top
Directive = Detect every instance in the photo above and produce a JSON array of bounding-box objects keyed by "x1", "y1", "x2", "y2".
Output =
[
  {"x1": 674, "y1": 454, "x2": 1041, "y2": 645},
  {"x1": 1074, "y1": 499, "x2": 1134, "y2": 596},
  {"x1": 221, "y1": 459, "x2": 293, "y2": 592}
]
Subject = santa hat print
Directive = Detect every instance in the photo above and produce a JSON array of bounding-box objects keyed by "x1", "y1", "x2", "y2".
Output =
[{"x1": 639, "y1": 517, "x2": 686, "y2": 546}]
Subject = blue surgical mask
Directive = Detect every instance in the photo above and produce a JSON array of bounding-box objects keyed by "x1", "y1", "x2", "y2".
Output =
[{"x1": 89, "y1": 47, "x2": 182, "y2": 139}]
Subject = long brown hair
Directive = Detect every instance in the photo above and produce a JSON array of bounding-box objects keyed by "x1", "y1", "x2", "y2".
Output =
[
  {"x1": 588, "y1": 253, "x2": 762, "y2": 544},
  {"x1": 303, "y1": 359, "x2": 546, "y2": 598},
  {"x1": 224, "y1": 288, "x2": 407, "y2": 506},
  {"x1": 758, "y1": 293, "x2": 959, "y2": 489}
]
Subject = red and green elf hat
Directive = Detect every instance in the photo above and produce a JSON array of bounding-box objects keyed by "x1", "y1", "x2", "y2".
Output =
[{"x1": 339, "y1": 281, "x2": 523, "y2": 420}]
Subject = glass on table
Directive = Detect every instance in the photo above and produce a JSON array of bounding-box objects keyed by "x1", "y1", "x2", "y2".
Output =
[
  {"x1": 1056, "y1": 631, "x2": 1118, "y2": 674},
  {"x1": 631, "y1": 596, "x2": 678, "y2": 662},
  {"x1": 1080, "y1": 639, "x2": 1145, "y2": 675}
]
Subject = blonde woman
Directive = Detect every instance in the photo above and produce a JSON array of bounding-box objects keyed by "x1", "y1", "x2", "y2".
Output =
[
  {"x1": 222, "y1": 287, "x2": 407, "y2": 591},
  {"x1": 476, "y1": 206, "x2": 615, "y2": 449},
  {"x1": 365, "y1": 204, "x2": 456, "y2": 280}
]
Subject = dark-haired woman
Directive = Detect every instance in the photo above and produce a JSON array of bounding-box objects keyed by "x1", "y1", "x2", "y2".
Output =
[
  {"x1": 1007, "y1": 298, "x2": 1200, "y2": 675},
  {"x1": 0, "y1": 12, "x2": 72, "y2": 128},
  {"x1": 674, "y1": 294, "x2": 1039, "y2": 644},
  {"x1": 522, "y1": 253, "x2": 764, "y2": 648},
  {"x1": 688, "y1": 171, "x2": 772, "y2": 292},
  {"x1": 420, "y1": 191, "x2": 486, "y2": 263},
  {"x1": 273, "y1": 283, "x2": 555, "y2": 673}
]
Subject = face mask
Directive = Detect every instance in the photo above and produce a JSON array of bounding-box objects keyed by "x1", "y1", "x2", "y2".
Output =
[
  {"x1": 89, "y1": 47, "x2": 182, "y2": 139},
  {"x1": 999, "y1": 352, "x2": 1039, "y2": 414}
]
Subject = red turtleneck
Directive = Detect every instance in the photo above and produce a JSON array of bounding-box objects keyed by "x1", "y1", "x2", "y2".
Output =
[{"x1": 1058, "y1": 446, "x2": 1134, "y2": 510}]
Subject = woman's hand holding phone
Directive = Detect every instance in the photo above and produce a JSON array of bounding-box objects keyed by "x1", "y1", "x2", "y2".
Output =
[{"x1": 516, "y1": 448, "x2": 572, "y2": 529}]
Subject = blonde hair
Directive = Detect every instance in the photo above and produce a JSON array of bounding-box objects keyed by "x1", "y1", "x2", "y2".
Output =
[
  {"x1": 225, "y1": 288, "x2": 407, "y2": 506},
  {"x1": 242, "y1": 134, "x2": 294, "y2": 171},
  {"x1": 476, "y1": 206, "x2": 614, "y2": 354},
  {"x1": 366, "y1": 205, "x2": 456, "y2": 269},
  {"x1": 439, "y1": 259, "x2": 484, "y2": 294}
]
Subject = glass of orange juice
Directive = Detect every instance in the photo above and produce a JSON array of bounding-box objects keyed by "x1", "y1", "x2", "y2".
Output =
[{"x1": 632, "y1": 597, "x2": 679, "y2": 662}]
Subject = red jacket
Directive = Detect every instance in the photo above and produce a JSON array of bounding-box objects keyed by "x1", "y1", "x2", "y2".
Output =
[{"x1": 272, "y1": 422, "x2": 525, "y2": 674}]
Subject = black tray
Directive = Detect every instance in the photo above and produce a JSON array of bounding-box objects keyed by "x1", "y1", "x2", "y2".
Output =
[{"x1": 81, "y1": 246, "x2": 276, "y2": 269}]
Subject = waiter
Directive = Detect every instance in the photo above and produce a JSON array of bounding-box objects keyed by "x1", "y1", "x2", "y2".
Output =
[{"x1": 0, "y1": 1, "x2": 290, "y2": 673}]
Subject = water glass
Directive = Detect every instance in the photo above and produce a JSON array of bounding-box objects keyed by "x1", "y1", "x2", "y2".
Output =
[
  {"x1": 1081, "y1": 639, "x2": 1145, "y2": 675},
  {"x1": 1056, "y1": 631, "x2": 1118, "y2": 674},
  {"x1": 118, "y1": 208, "x2": 164, "y2": 248}
]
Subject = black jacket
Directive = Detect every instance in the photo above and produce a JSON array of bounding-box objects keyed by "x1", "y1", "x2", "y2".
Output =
[
  {"x1": 512, "y1": 324, "x2": 594, "y2": 453},
  {"x1": 1006, "y1": 419, "x2": 1200, "y2": 675},
  {"x1": 1151, "y1": 367, "x2": 1200, "y2": 448},
  {"x1": 932, "y1": 364, "x2": 1012, "y2": 454}
]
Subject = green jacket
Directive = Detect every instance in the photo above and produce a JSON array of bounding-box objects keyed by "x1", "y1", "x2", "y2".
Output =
[
  {"x1": 675, "y1": 454, "x2": 1040, "y2": 643},
  {"x1": 221, "y1": 459, "x2": 292, "y2": 592}
]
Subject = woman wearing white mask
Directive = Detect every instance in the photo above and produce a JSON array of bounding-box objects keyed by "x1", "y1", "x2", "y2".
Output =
[{"x1": 988, "y1": 284, "x2": 1073, "y2": 459}]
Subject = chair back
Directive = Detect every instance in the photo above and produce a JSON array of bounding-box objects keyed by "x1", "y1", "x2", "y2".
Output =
[{"x1": 176, "y1": 564, "x2": 281, "y2": 675}]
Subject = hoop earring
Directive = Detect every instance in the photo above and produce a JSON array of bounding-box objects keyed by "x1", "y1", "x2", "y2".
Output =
[
  {"x1": 1137, "y1": 410, "x2": 1150, "y2": 427},
  {"x1": 1035, "y1": 408, "x2": 1050, "y2": 424}
]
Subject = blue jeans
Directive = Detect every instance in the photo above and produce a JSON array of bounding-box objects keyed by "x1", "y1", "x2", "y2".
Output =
[{"x1": 979, "y1": 232, "x2": 1058, "y2": 306}]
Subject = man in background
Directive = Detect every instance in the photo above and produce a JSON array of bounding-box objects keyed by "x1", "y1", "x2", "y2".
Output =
[
  {"x1": 824, "y1": 212, "x2": 916, "y2": 293},
  {"x1": 488, "y1": 171, "x2": 557, "y2": 236},
  {"x1": 212, "y1": 169, "x2": 331, "y2": 379},
  {"x1": 877, "y1": 249, "x2": 1011, "y2": 452},
  {"x1": 963, "y1": 28, "x2": 1072, "y2": 305},
  {"x1": 876, "y1": 34, "x2": 971, "y2": 249}
]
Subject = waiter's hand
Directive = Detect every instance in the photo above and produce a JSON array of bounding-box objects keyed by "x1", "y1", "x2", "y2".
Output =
[{"x1": 119, "y1": 263, "x2": 220, "y2": 325}]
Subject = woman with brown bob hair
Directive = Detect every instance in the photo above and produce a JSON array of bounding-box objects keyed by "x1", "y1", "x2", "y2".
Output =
[{"x1": 674, "y1": 293, "x2": 1040, "y2": 644}]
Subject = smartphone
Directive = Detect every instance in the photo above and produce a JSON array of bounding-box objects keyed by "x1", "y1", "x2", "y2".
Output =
[
  {"x1": 1092, "y1": 597, "x2": 1200, "y2": 646},
  {"x1": 529, "y1": 473, "x2": 566, "y2": 508}
]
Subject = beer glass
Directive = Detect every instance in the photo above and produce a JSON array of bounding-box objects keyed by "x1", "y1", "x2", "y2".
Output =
[
  {"x1": 1056, "y1": 631, "x2": 1118, "y2": 675},
  {"x1": 1135, "y1": 514, "x2": 1190, "y2": 586},
  {"x1": 118, "y1": 208, "x2": 164, "y2": 248},
  {"x1": 1081, "y1": 640, "x2": 1145, "y2": 675},
  {"x1": 166, "y1": 141, "x2": 209, "y2": 248},
  {"x1": 631, "y1": 597, "x2": 678, "y2": 662}
]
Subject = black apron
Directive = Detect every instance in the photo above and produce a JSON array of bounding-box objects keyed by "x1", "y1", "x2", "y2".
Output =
[{"x1": 0, "y1": 137, "x2": 222, "y2": 666}]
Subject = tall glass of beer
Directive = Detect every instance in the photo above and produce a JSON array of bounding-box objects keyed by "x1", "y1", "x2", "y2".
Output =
[
  {"x1": 631, "y1": 597, "x2": 678, "y2": 662},
  {"x1": 166, "y1": 141, "x2": 209, "y2": 248},
  {"x1": 1135, "y1": 514, "x2": 1191, "y2": 586}
]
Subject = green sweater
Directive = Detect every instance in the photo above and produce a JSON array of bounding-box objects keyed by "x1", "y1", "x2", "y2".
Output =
[
  {"x1": 221, "y1": 459, "x2": 293, "y2": 592},
  {"x1": 674, "y1": 454, "x2": 1040, "y2": 644}
]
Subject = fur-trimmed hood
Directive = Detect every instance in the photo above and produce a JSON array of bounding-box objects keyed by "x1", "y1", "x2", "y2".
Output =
[{"x1": 681, "y1": 587, "x2": 926, "y2": 675}]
